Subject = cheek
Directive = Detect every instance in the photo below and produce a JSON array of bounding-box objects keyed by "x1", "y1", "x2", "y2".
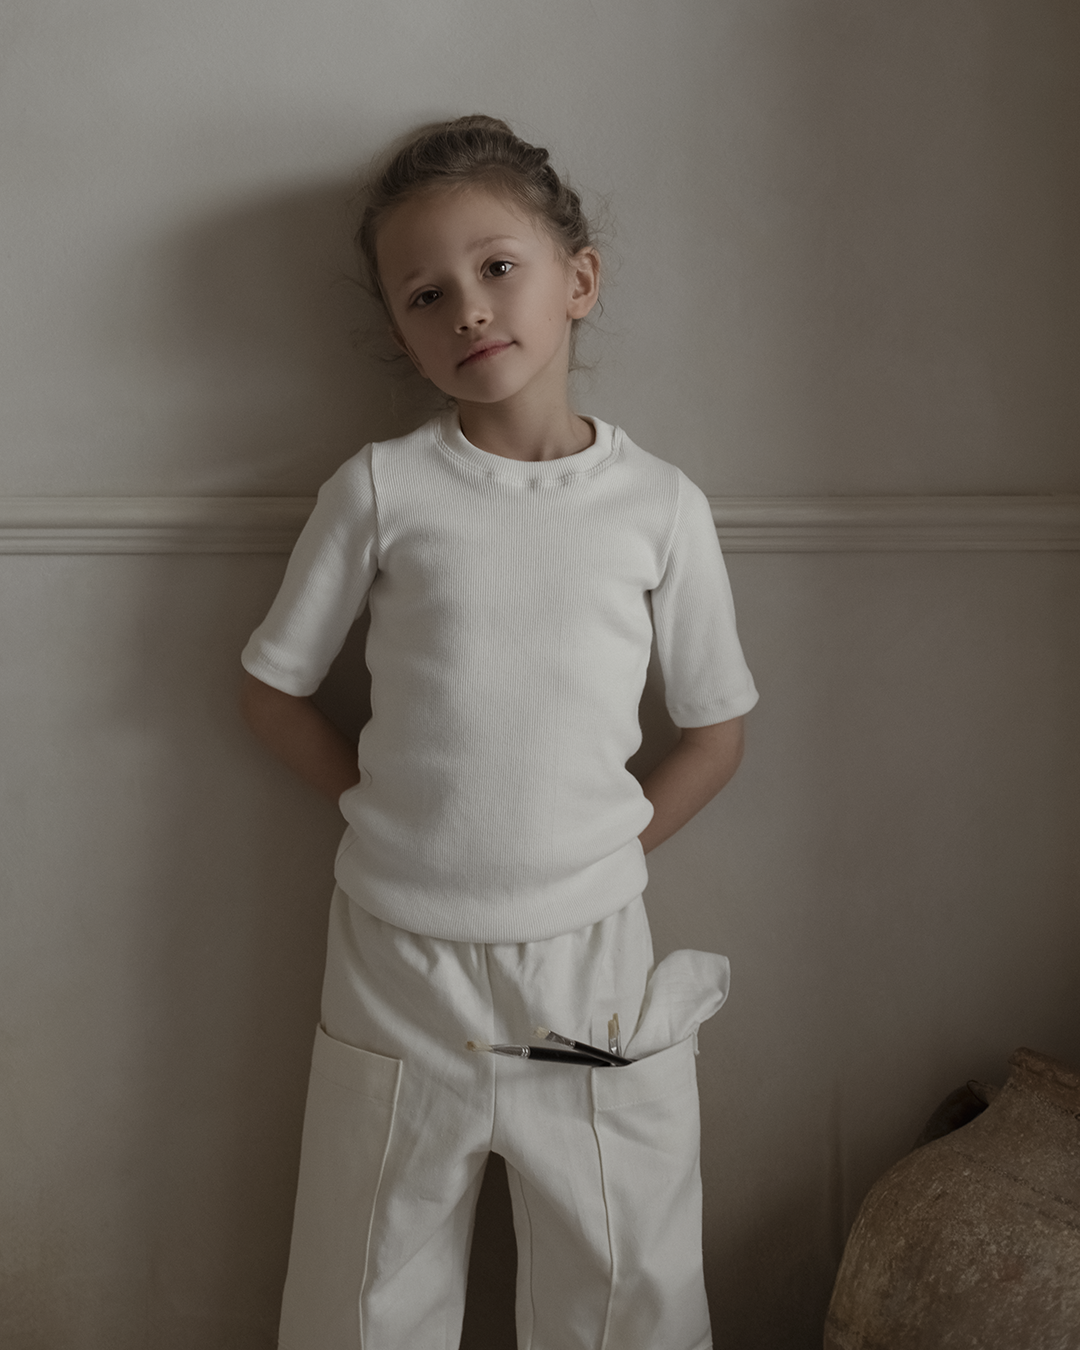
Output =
[
  {"x1": 396, "y1": 317, "x2": 432, "y2": 352},
  {"x1": 394, "y1": 327, "x2": 431, "y2": 373}
]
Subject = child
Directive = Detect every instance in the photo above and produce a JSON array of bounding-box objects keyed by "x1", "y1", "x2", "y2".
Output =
[{"x1": 241, "y1": 115, "x2": 758, "y2": 1350}]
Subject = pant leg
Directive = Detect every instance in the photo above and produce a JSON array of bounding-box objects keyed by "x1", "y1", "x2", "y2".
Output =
[
  {"x1": 279, "y1": 889, "x2": 498, "y2": 1350},
  {"x1": 486, "y1": 899, "x2": 713, "y2": 1350}
]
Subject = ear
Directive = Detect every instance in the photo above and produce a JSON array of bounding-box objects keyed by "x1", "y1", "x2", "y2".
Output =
[
  {"x1": 566, "y1": 247, "x2": 601, "y2": 321},
  {"x1": 389, "y1": 326, "x2": 427, "y2": 379}
]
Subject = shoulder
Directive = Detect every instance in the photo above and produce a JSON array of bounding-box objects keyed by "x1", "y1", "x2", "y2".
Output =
[
  {"x1": 368, "y1": 415, "x2": 443, "y2": 469},
  {"x1": 321, "y1": 439, "x2": 374, "y2": 497},
  {"x1": 331, "y1": 416, "x2": 442, "y2": 477},
  {"x1": 610, "y1": 425, "x2": 700, "y2": 499},
  {"x1": 605, "y1": 427, "x2": 723, "y2": 572},
  {"x1": 608, "y1": 425, "x2": 712, "y2": 531},
  {"x1": 319, "y1": 416, "x2": 444, "y2": 506}
]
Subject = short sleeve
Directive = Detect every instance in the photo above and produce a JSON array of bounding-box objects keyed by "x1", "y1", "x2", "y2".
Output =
[
  {"x1": 240, "y1": 446, "x2": 379, "y2": 696},
  {"x1": 651, "y1": 472, "x2": 759, "y2": 727}
]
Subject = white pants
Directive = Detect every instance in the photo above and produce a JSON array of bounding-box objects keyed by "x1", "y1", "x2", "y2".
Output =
[{"x1": 278, "y1": 890, "x2": 726, "y2": 1350}]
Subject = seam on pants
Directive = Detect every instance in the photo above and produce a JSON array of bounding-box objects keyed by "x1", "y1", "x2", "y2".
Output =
[
  {"x1": 589, "y1": 1081, "x2": 617, "y2": 1350},
  {"x1": 356, "y1": 1086, "x2": 401, "y2": 1350},
  {"x1": 505, "y1": 1162, "x2": 536, "y2": 1350},
  {"x1": 480, "y1": 942, "x2": 498, "y2": 1148}
]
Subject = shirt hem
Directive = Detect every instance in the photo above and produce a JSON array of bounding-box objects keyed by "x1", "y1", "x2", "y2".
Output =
[{"x1": 333, "y1": 852, "x2": 650, "y2": 944}]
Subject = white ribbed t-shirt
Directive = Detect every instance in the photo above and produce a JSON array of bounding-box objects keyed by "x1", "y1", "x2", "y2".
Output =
[{"x1": 242, "y1": 413, "x2": 758, "y2": 942}]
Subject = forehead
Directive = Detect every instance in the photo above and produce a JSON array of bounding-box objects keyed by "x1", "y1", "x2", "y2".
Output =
[{"x1": 375, "y1": 186, "x2": 557, "y2": 282}]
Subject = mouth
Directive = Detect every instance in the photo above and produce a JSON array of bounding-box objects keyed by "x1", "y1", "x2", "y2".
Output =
[{"x1": 459, "y1": 341, "x2": 513, "y2": 367}]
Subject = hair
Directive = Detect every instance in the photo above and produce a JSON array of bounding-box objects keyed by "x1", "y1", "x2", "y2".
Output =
[{"x1": 355, "y1": 115, "x2": 598, "y2": 316}]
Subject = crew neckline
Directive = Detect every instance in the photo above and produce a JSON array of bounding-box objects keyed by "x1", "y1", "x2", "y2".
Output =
[{"x1": 436, "y1": 410, "x2": 618, "y2": 480}]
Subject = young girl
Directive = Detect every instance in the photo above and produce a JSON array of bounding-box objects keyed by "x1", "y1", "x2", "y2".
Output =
[{"x1": 241, "y1": 115, "x2": 758, "y2": 1350}]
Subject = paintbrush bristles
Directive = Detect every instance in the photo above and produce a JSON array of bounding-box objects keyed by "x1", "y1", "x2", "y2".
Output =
[{"x1": 535, "y1": 1024, "x2": 576, "y2": 1047}]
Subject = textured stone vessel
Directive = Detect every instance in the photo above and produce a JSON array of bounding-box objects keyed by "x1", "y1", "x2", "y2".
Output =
[{"x1": 824, "y1": 1048, "x2": 1080, "y2": 1350}]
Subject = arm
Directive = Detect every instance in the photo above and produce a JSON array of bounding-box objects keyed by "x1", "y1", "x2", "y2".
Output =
[
  {"x1": 240, "y1": 671, "x2": 360, "y2": 803},
  {"x1": 637, "y1": 716, "x2": 744, "y2": 855}
]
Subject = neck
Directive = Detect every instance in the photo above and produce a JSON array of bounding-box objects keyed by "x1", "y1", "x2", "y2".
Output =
[{"x1": 455, "y1": 384, "x2": 595, "y2": 462}]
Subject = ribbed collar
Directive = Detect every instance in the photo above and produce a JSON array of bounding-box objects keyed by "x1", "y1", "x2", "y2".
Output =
[{"x1": 435, "y1": 410, "x2": 618, "y2": 481}]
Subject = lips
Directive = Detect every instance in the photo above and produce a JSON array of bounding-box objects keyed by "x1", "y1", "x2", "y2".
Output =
[{"x1": 459, "y1": 340, "x2": 513, "y2": 367}]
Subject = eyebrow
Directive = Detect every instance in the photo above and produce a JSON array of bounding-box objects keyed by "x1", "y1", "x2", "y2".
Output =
[{"x1": 396, "y1": 235, "x2": 521, "y2": 287}]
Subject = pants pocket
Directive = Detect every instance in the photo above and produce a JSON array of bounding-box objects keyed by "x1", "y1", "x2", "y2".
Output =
[
  {"x1": 590, "y1": 1038, "x2": 712, "y2": 1350},
  {"x1": 278, "y1": 1025, "x2": 401, "y2": 1350}
]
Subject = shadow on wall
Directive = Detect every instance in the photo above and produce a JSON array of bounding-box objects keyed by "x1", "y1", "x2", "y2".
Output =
[
  {"x1": 129, "y1": 177, "x2": 445, "y2": 494},
  {"x1": 112, "y1": 179, "x2": 439, "y2": 1348}
]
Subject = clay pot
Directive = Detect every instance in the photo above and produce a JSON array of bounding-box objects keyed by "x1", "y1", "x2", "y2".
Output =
[{"x1": 824, "y1": 1047, "x2": 1080, "y2": 1350}]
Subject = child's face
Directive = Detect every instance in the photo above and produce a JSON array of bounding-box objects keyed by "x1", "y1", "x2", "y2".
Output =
[{"x1": 376, "y1": 186, "x2": 599, "y2": 409}]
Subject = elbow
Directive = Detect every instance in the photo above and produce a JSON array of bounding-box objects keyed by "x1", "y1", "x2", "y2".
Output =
[
  {"x1": 239, "y1": 670, "x2": 276, "y2": 737},
  {"x1": 715, "y1": 721, "x2": 745, "y2": 789},
  {"x1": 239, "y1": 670, "x2": 258, "y2": 727},
  {"x1": 728, "y1": 718, "x2": 746, "y2": 773},
  {"x1": 240, "y1": 670, "x2": 312, "y2": 744},
  {"x1": 680, "y1": 715, "x2": 745, "y2": 786}
]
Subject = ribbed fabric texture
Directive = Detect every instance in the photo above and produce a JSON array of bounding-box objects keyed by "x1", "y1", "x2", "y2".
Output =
[{"x1": 242, "y1": 413, "x2": 759, "y2": 942}]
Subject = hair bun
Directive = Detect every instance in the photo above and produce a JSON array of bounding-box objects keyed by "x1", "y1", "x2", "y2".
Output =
[{"x1": 444, "y1": 114, "x2": 516, "y2": 138}]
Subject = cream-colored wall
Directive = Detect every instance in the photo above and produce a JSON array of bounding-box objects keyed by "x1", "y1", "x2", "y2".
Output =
[{"x1": 2, "y1": 3, "x2": 1077, "y2": 1348}]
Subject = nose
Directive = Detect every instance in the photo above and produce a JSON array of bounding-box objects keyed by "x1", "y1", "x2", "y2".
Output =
[{"x1": 453, "y1": 284, "x2": 491, "y2": 334}]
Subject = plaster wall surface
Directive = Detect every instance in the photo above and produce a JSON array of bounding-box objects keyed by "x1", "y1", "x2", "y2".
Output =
[{"x1": 1, "y1": 3, "x2": 1077, "y2": 1347}]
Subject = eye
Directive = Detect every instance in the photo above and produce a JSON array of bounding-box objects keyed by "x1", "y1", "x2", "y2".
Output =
[
  {"x1": 486, "y1": 260, "x2": 514, "y2": 278},
  {"x1": 411, "y1": 288, "x2": 441, "y2": 309}
]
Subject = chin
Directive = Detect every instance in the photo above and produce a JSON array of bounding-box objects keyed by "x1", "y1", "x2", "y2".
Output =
[{"x1": 454, "y1": 376, "x2": 526, "y2": 404}]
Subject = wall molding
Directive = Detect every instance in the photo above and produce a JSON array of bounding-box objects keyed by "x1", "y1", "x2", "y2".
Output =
[
  {"x1": 1, "y1": 494, "x2": 1079, "y2": 554},
  {"x1": 0, "y1": 497, "x2": 317, "y2": 555},
  {"x1": 708, "y1": 496, "x2": 1080, "y2": 552}
]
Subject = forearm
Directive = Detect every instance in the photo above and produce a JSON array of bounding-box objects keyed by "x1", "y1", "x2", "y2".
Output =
[
  {"x1": 240, "y1": 671, "x2": 360, "y2": 803},
  {"x1": 638, "y1": 716, "x2": 744, "y2": 855}
]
